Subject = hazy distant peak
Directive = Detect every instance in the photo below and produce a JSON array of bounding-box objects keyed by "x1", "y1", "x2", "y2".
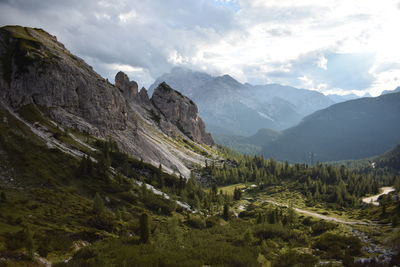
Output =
[
  {"x1": 381, "y1": 86, "x2": 400, "y2": 95},
  {"x1": 327, "y1": 93, "x2": 360, "y2": 103},
  {"x1": 221, "y1": 74, "x2": 235, "y2": 80},
  {"x1": 170, "y1": 66, "x2": 191, "y2": 74},
  {"x1": 363, "y1": 92, "x2": 372, "y2": 97},
  {"x1": 214, "y1": 74, "x2": 242, "y2": 87}
]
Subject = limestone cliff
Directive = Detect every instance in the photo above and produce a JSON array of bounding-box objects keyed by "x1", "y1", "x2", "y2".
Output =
[
  {"x1": 115, "y1": 71, "x2": 138, "y2": 101},
  {"x1": 151, "y1": 82, "x2": 214, "y2": 145},
  {"x1": 0, "y1": 25, "x2": 215, "y2": 177}
]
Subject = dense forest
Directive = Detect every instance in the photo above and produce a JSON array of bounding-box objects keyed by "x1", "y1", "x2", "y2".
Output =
[{"x1": 201, "y1": 147, "x2": 399, "y2": 209}]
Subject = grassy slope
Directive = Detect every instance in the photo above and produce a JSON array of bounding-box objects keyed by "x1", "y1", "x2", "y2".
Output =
[{"x1": 0, "y1": 105, "x2": 182, "y2": 263}]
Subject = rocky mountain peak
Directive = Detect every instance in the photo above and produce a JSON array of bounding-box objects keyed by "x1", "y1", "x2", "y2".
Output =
[
  {"x1": 216, "y1": 74, "x2": 242, "y2": 88},
  {"x1": 0, "y1": 25, "x2": 216, "y2": 177},
  {"x1": 115, "y1": 71, "x2": 138, "y2": 100},
  {"x1": 138, "y1": 87, "x2": 150, "y2": 104},
  {"x1": 151, "y1": 82, "x2": 214, "y2": 145}
]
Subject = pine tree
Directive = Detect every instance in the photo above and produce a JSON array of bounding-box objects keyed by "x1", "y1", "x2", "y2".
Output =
[
  {"x1": 24, "y1": 226, "x2": 35, "y2": 260},
  {"x1": 140, "y1": 157, "x2": 144, "y2": 169},
  {"x1": 243, "y1": 229, "x2": 253, "y2": 244},
  {"x1": 0, "y1": 191, "x2": 6, "y2": 204},
  {"x1": 194, "y1": 195, "x2": 201, "y2": 210},
  {"x1": 93, "y1": 193, "x2": 105, "y2": 214},
  {"x1": 256, "y1": 212, "x2": 264, "y2": 224},
  {"x1": 167, "y1": 217, "x2": 181, "y2": 243},
  {"x1": 97, "y1": 152, "x2": 111, "y2": 180},
  {"x1": 139, "y1": 213, "x2": 150, "y2": 243},
  {"x1": 223, "y1": 204, "x2": 230, "y2": 221},
  {"x1": 233, "y1": 187, "x2": 242, "y2": 200},
  {"x1": 211, "y1": 184, "x2": 218, "y2": 195},
  {"x1": 287, "y1": 205, "x2": 297, "y2": 225},
  {"x1": 395, "y1": 176, "x2": 400, "y2": 192}
]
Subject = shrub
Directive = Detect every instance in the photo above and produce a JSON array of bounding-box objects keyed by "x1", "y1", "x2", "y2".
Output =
[
  {"x1": 273, "y1": 250, "x2": 318, "y2": 267},
  {"x1": 87, "y1": 212, "x2": 116, "y2": 232},
  {"x1": 311, "y1": 221, "x2": 337, "y2": 235},
  {"x1": 314, "y1": 233, "x2": 362, "y2": 261},
  {"x1": 205, "y1": 216, "x2": 220, "y2": 228},
  {"x1": 187, "y1": 216, "x2": 206, "y2": 229},
  {"x1": 254, "y1": 223, "x2": 297, "y2": 241}
]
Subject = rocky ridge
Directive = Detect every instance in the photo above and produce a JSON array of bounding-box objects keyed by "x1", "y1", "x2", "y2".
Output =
[
  {"x1": 0, "y1": 25, "x2": 214, "y2": 177},
  {"x1": 151, "y1": 82, "x2": 213, "y2": 145}
]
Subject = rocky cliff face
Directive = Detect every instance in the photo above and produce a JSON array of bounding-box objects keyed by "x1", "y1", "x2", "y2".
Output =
[
  {"x1": 151, "y1": 82, "x2": 214, "y2": 145},
  {"x1": 0, "y1": 25, "x2": 214, "y2": 177},
  {"x1": 115, "y1": 71, "x2": 138, "y2": 101},
  {"x1": 0, "y1": 26, "x2": 128, "y2": 133}
]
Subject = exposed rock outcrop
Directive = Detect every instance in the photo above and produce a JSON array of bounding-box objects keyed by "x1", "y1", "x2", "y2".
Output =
[
  {"x1": 151, "y1": 82, "x2": 214, "y2": 145},
  {"x1": 0, "y1": 25, "x2": 215, "y2": 177},
  {"x1": 0, "y1": 26, "x2": 128, "y2": 133},
  {"x1": 115, "y1": 71, "x2": 138, "y2": 100},
  {"x1": 138, "y1": 87, "x2": 151, "y2": 104}
]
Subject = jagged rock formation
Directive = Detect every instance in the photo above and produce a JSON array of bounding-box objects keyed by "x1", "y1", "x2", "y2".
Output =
[
  {"x1": 151, "y1": 82, "x2": 214, "y2": 145},
  {"x1": 0, "y1": 26, "x2": 128, "y2": 133},
  {"x1": 138, "y1": 87, "x2": 151, "y2": 104},
  {"x1": 115, "y1": 71, "x2": 138, "y2": 100},
  {"x1": 0, "y1": 25, "x2": 214, "y2": 177}
]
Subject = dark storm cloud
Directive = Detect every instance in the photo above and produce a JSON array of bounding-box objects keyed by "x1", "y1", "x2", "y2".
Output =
[{"x1": 0, "y1": 0, "x2": 238, "y2": 86}]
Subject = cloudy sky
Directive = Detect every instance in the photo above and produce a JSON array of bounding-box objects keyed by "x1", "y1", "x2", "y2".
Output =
[{"x1": 1, "y1": 0, "x2": 400, "y2": 96}]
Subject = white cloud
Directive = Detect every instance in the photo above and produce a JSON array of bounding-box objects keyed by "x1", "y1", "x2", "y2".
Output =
[
  {"x1": 105, "y1": 63, "x2": 144, "y2": 73},
  {"x1": 316, "y1": 56, "x2": 328, "y2": 70},
  {"x1": 118, "y1": 10, "x2": 136, "y2": 24},
  {"x1": 0, "y1": 0, "x2": 399, "y2": 95},
  {"x1": 298, "y1": 75, "x2": 328, "y2": 91}
]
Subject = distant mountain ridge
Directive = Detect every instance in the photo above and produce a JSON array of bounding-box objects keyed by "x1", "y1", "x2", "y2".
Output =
[
  {"x1": 262, "y1": 92, "x2": 400, "y2": 163},
  {"x1": 327, "y1": 93, "x2": 360, "y2": 103},
  {"x1": 149, "y1": 67, "x2": 335, "y2": 136},
  {"x1": 381, "y1": 86, "x2": 400, "y2": 95}
]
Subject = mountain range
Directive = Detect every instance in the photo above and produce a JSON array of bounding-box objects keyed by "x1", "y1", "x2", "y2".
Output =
[
  {"x1": 261, "y1": 92, "x2": 400, "y2": 162},
  {"x1": 149, "y1": 67, "x2": 336, "y2": 136}
]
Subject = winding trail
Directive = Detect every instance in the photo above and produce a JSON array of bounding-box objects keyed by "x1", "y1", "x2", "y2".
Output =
[
  {"x1": 243, "y1": 186, "x2": 397, "y2": 264},
  {"x1": 362, "y1": 187, "x2": 395, "y2": 206},
  {"x1": 257, "y1": 186, "x2": 396, "y2": 225},
  {"x1": 262, "y1": 199, "x2": 373, "y2": 225}
]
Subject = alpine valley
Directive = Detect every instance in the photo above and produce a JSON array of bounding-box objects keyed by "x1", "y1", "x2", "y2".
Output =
[{"x1": 0, "y1": 25, "x2": 399, "y2": 267}]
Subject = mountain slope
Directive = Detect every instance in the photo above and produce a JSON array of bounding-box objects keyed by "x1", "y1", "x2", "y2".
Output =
[
  {"x1": 262, "y1": 92, "x2": 400, "y2": 162},
  {"x1": 149, "y1": 67, "x2": 334, "y2": 136},
  {"x1": 374, "y1": 144, "x2": 400, "y2": 171},
  {"x1": 213, "y1": 128, "x2": 281, "y2": 155},
  {"x1": 0, "y1": 26, "x2": 215, "y2": 177}
]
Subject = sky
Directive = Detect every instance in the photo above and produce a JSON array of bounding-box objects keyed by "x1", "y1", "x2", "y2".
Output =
[{"x1": 1, "y1": 0, "x2": 400, "y2": 96}]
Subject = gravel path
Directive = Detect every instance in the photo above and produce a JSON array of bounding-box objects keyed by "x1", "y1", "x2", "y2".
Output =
[
  {"x1": 262, "y1": 199, "x2": 372, "y2": 225},
  {"x1": 362, "y1": 187, "x2": 395, "y2": 206}
]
